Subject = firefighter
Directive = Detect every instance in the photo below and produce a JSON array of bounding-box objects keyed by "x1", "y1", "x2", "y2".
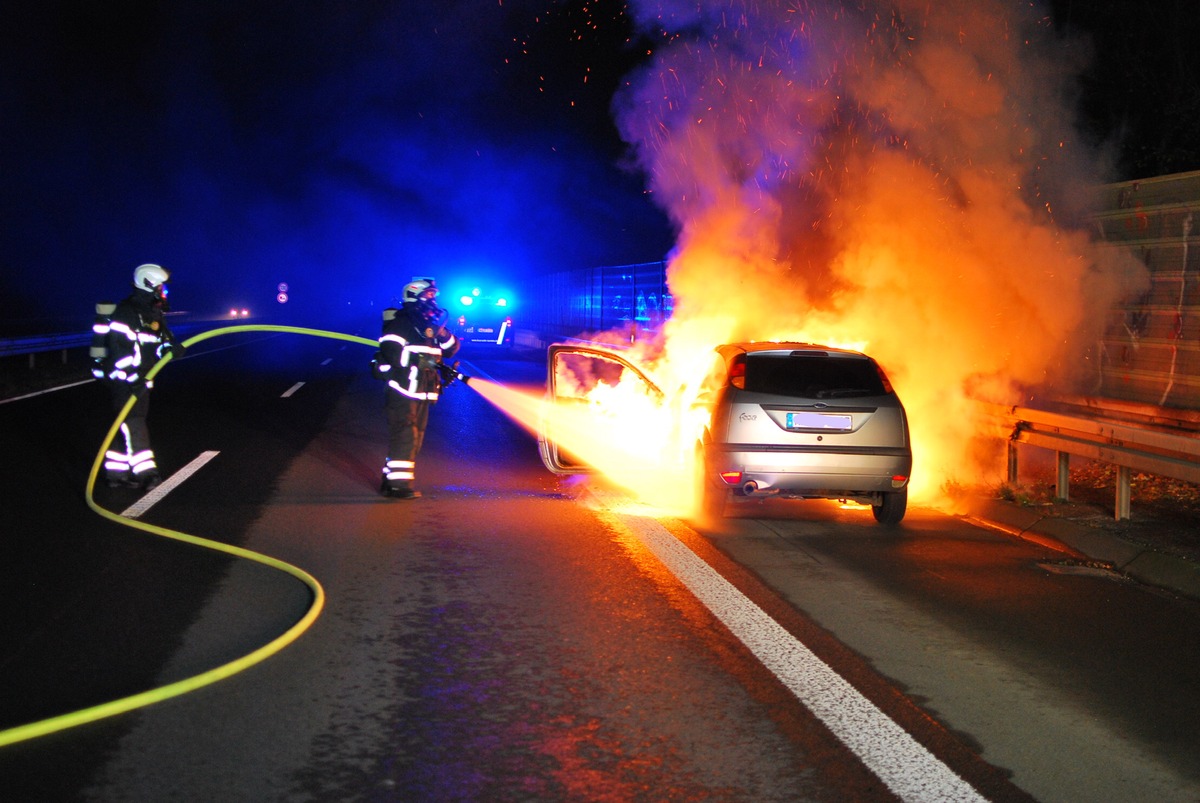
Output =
[
  {"x1": 375, "y1": 278, "x2": 459, "y2": 499},
  {"x1": 94, "y1": 263, "x2": 181, "y2": 490}
]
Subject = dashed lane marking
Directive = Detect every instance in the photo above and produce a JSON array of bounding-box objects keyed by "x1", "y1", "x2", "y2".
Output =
[{"x1": 122, "y1": 451, "x2": 220, "y2": 519}]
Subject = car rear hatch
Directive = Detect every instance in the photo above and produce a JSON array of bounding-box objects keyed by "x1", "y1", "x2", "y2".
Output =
[{"x1": 717, "y1": 349, "x2": 908, "y2": 450}]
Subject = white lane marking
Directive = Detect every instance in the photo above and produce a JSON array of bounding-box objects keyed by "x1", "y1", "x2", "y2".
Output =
[
  {"x1": 122, "y1": 451, "x2": 220, "y2": 519},
  {"x1": 320, "y1": 358, "x2": 332, "y2": 366},
  {"x1": 590, "y1": 491, "x2": 987, "y2": 803},
  {"x1": 0, "y1": 379, "x2": 94, "y2": 405},
  {"x1": 282, "y1": 382, "x2": 305, "y2": 398}
]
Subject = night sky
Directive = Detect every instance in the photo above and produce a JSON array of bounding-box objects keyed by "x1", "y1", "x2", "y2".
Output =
[
  {"x1": 2, "y1": 1, "x2": 1198, "y2": 334},
  {"x1": 1, "y1": 1, "x2": 668, "y2": 332},
  {"x1": 1050, "y1": 0, "x2": 1200, "y2": 178}
]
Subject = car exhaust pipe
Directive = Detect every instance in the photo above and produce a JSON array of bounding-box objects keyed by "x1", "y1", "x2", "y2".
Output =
[{"x1": 738, "y1": 479, "x2": 780, "y2": 497}]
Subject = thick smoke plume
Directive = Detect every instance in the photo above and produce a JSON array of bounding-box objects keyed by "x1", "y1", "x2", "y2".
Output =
[{"x1": 612, "y1": 0, "x2": 1147, "y2": 501}]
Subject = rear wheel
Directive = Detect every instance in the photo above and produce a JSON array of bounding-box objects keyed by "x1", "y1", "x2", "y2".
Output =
[{"x1": 872, "y1": 487, "x2": 907, "y2": 525}]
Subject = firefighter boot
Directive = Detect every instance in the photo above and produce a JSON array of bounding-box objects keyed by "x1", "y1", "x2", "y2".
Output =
[
  {"x1": 106, "y1": 472, "x2": 139, "y2": 489},
  {"x1": 139, "y1": 471, "x2": 162, "y2": 492},
  {"x1": 380, "y1": 479, "x2": 421, "y2": 500}
]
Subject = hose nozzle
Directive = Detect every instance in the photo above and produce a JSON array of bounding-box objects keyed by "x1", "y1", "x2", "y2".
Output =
[{"x1": 439, "y1": 360, "x2": 470, "y2": 388}]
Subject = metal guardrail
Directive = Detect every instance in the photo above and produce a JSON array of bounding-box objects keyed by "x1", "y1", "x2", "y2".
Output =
[
  {"x1": 1, "y1": 318, "x2": 202, "y2": 361},
  {"x1": 981, "y1": 399, "x2": 1200, "y2": 520},
  {"x1": 0, "y1": 332, "x2": 91, "y2": 359}
]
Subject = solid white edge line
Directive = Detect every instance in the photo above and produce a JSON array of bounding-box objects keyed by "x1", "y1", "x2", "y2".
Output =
[
  {"x1": 122, "y1": 451, "x2": 221, "y2": 519},
  {"x1": 590, "y1": 490, "x2": 987, "y2": 803},
  {"x1": 282, "y1": 382, "x2": 305, "y2": 398},
  {"x1": 0, "y1": 378, "x2": 95, "y2": 405}
]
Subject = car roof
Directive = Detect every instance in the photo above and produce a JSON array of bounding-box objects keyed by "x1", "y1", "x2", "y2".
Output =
[{"x1": 715, "y1": 341, "x2": 870, "y2": 359}]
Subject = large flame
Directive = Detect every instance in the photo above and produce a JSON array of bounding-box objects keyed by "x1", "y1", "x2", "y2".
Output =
[
  {"x1": 576, "y1": 0, "x2": 1149, "y2": 511},
  {"x1": 478, "y1": 2, "x2": 1151, "y2": 518}
]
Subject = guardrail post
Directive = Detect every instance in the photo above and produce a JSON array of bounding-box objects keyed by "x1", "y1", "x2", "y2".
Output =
[
  {"x1": 1056, "y1": 451, "x2": 1070, "y2": 501},
  {"x1": 1115, "y1": 465, "x2": 1132, "y2": 520},
  {"x1": 1007, "y1": 440, "x2": 1018, "y2": 483}
]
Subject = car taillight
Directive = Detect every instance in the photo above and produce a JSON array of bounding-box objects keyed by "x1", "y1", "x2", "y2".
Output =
[
  {"x1": 729, "y1": 356, "x2": 746, "y2": 389},
  {"x1": 874, "y1": 361, "x2": 894, "y2": 394},
  {"x1": 719, "y1": 471, "x2": 742, "y2": 485}
]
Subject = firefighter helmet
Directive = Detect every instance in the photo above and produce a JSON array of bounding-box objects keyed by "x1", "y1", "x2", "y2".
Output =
[
  {"x1": 133, "y1": 263, "x2": 170, "y2": 308},
  {"x1": 402, "y1": 279, "x2": 443, "y2": 325},
  {"x1": 133, "y1": 263, "x2": 170, "y2": 292},
  {"x1": 402, "y1": 279, "x2": 436, "y2": 305}
]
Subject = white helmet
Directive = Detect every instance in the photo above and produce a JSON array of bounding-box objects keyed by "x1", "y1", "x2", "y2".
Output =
[
  {"x1": 133, "y1": 263, "x2": 170, "y2": 292},
  {"x1": 402, "y1": 279, "x2": 436, "y2": 305},
  {"x1": 401, "y1": 278, "x2": 445, "y2": 325}
]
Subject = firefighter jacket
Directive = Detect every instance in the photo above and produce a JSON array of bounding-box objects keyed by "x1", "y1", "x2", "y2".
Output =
[
  {"x1": 94, "y1": 290, "x2": 178, "y2": 388},
  {"x1": 377, "y1": 307, "x2": 460, "y2": 401}
]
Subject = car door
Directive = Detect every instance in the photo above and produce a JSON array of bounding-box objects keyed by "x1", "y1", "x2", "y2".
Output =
[{"x1": 537, "y1": 343, "x2": 664, "y2": 474}]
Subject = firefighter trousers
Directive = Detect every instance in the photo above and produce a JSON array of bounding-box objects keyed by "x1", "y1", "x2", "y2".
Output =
[
  {"x1": 105, "y1": 384, "x2": 158, "y2": 483},
  {"x1": 383, "y1": 393, "x2": 431, "y2": 490}
]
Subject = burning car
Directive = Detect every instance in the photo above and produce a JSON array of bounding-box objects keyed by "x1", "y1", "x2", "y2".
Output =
[{"x1": 538, "y1": 341, "x2": 912, "y2": 525}]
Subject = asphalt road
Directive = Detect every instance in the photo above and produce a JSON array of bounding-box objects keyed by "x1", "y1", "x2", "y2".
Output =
[{"x1": 2, "y1": 332, "x2": 1198, "y2": 801}]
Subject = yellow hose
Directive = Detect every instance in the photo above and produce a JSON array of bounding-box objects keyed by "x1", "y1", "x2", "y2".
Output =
[{"x1": 0, "y1": 325, "x2": 378, "y2": 748}]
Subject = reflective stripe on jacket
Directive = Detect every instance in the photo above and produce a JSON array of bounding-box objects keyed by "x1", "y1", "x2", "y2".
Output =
[
  {"x1": 101, "y1": 292, "x2": 174, "y2": 385},
  {"x1": 377, "y1": 311, "x2": 459, "y2": 401}
]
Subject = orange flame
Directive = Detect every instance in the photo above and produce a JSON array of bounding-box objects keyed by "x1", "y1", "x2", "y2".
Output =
[
  {"x1": 596, "y1": 0, "x2": 1149, "y2": 511},
  {"x1": 475, "y1": 3, "x2": 1152, "y2": 518},
  {"x1": 470, "y1": 369, "x2": 705, "y2": 515}
]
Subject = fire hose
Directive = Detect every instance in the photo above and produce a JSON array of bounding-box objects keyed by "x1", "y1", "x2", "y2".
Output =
[{"x1": 0, "y1": 323, "x2": 467, "y2": 748}]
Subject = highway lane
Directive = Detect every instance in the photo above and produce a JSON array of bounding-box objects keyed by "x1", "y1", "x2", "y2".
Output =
[
  {"x1": 2, "y1": 335, "x2": 1198, "y2": 800},
  {"x1": 696, "y1": 501, "x2": 1200, "y2": 801},
  {"x1": 1, "y1": 338, "x2": 882, "y2": 801}
]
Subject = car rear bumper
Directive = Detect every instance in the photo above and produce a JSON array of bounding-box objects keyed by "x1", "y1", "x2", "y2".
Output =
[{"x1": 705, "y1": 443, "x2": 912, "y2": 494}]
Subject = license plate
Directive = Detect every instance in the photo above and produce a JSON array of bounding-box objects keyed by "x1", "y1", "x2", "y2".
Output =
[{"x1": 787, "y1": 412, "x2": 851, "y2": 430}]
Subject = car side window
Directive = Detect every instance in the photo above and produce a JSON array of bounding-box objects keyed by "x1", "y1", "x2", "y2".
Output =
[{"x1": 554, "y1": 352, "x2": 629, "y2": 400}]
